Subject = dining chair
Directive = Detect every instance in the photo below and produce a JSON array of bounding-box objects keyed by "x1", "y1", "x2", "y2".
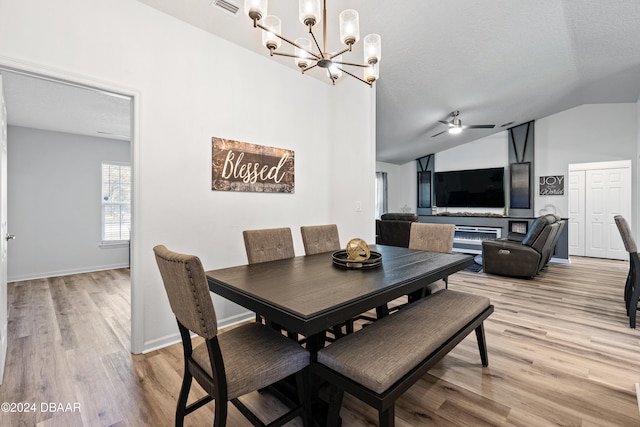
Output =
[
  {"x1": 300, "y1": 224, "x2": 353, "y2": 338},
  {"x1": 243, "y1": 227, "x2": 295, "y2": 264},
  {"x1": 379, "y1": 222, "x2": 456, "y2": 317},
  {"x1": 408, "y1": 222, "x2": 456, "y2": 294},
  {"x1": 614, "y1": 215, "x2": 640, "y2": 328},
  {"x1": 153, "y1": 245, "x2": 310, "y2": 427},
  {"x1": 243, "y1": 227, "x2": 300, "y2": 338},
  {"x1": 300, "y1": 224, "x2": 340, "y2": 255}
]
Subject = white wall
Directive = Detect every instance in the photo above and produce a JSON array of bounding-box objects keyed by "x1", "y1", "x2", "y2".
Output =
[
  {"x1": 7, "y1": 126, "x2": 130, "y2": 280},
  {"x1": 0, "y1": 0, "x2": 375, "y2": 353},
  {"x1": 535, "y1": 103, "x2": 638, "y2": 219},
  {"x1": 375, "y1": 161, "x2": 415, "y2": 214}
]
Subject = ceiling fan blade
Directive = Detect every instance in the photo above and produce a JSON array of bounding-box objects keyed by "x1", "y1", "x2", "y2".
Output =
[
  {"x1": 466, "y1": 124, "x2": 496, "y2": 129},
  {"x1": 431, "y1": 130, "x2": 448, "y2": 137},
  {"x1": 438, "y1": 120, "x2": 452, "y2": 126}
]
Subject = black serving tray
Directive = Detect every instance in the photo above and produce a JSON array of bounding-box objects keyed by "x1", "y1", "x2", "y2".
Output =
[{"x1": 331, "y1": 250, "x2": 382, "y2": 270}]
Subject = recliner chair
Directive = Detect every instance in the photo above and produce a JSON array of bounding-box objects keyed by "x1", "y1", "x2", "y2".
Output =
[{"x1": 482, "y1": 214, "x2": 565, "y2": 278}]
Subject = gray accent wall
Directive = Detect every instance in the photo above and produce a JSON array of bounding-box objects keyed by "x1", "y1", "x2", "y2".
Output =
[{"x1": 7, "y1": 126, "x2": 131, "y2": 281}]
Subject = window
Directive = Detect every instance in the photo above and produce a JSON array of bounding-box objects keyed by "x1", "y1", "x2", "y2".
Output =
[
  {"x1": 102, "y1": 162, "x2": 131, "y2": 243},
  {"x1": 375, "y1": 171, "x2": 388, "y2": 219}
]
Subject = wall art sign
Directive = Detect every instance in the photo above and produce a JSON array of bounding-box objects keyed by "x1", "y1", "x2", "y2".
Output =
[
  {"x1": 539, "y1": 175, "x2": 564, "y2": 196},
  {"x1": 212, "y1": 137, "x2": 295, "y2": 193}
]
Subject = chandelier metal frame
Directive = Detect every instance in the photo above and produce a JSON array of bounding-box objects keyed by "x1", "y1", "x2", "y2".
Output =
[{"x1": 245, "y1": 0, "x2": 380, "y2": 87}]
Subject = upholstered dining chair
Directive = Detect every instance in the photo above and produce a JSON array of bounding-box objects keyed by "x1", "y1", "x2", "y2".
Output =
[
  {"x1": 614, "y1": 215, "x2": 640, "y2": 328},
  {"x1": 243, "y1": 227, "x2": 300, "y2": 338},
  {"x1": 407, "y1": 222, "x2": 456, "y2": 298},
  {"x1": 153, "y1": 245, "x2": 310, "y2": 427},
  {"x1": 243, "y1": 227, "x2": 295, "y2": 264},
  {"x1": 300, "y1": 224, "x2": 353, "y2": 338},
  {"x1": 300, "y1": 224, "x2": 340, "y2": 255}
]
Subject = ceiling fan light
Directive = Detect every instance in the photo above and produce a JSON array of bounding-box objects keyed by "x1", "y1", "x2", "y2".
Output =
[
  {"x1": 294, "y1": 37, "x2": 313, "y2": 69},
  {"x1": 261, "y1": 15, "x2": 282, "y2": 50},
  {"x1": 339, "y1": 9, "x2": 360, "y2": 46},
  {"x1": 448, "y1": 126, "x2": 463, "y2": 135},
  {"x1": 299, "y1": 0, "x2": 321, "y2": 27},
  {"x1": 363, "y1": 34, "x2": 381, "y2": 64},
  {"x1": 244, "y1": 0, "x2": 267, "y2": 21}
]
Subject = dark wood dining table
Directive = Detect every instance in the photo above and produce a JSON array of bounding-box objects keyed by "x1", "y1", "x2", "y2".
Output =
[{"x1": 206, "y1": 244, "x2": 474, "y2": 355}]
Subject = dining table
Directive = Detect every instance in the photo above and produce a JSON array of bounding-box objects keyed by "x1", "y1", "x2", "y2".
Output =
[{"x1": 205, "y1": 244, "x2": 474, "y2": 356}]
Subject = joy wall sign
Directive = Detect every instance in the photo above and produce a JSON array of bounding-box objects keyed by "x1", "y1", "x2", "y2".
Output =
[
  {"x1": 539, "y1": 175, "x2": 564, "y2": 196},
  {"x1": 212, "y1": 137, "x2": 295, "y2": 193}
]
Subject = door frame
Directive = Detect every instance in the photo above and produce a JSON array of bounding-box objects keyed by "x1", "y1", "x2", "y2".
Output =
[
  {"x1": 0, "y1": 55, "x2": 144, "y2": 354},
  {"x1": 568, "y1": 160, "x2": 632, "y2": 260}
]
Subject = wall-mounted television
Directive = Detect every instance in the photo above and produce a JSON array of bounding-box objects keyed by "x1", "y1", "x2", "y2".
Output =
[{"x1": 434, "y1": 167, "x2": 505, "y2": 208}]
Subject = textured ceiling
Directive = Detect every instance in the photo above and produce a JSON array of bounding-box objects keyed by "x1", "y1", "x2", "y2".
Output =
[
  {"x1": 139, "y1": 0, "x2": 640, "y2": 164},
  {"x1": 0, "y1": 68, "x2": 131, "y2": 141}
]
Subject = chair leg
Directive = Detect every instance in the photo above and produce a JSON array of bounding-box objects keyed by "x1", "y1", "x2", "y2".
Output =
[
  {"x1": 475, "y1": 323, "x2": 489, "y2": 367},
  {"x1": 379, "y1": 405, "x2": 395, "y2": 427},
  {"x1": 175, "y1": 371, "x2": 192, "y2": 427},
  {"x1": 296, "y1": 369, "x2": 311, "y2": 427},
  {"x1": 213, "y1": 400, "x2": 228, "y2": 427},
  {"x1": 326, "y1": 385, "x2": 344, "y2": 427},
  {"x1": 630, "y1": 283, "x2": 640, "y2": 329}
]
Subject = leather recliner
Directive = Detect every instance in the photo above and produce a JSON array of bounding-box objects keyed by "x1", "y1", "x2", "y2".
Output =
[{"x1": 482, "y1": 214, "x2": 565, "y2": 278}]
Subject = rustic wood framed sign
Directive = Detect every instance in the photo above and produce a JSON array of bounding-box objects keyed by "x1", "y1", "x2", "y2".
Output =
[{"x1": 212, "y1": 137, "x2": 295, "y2": 193}]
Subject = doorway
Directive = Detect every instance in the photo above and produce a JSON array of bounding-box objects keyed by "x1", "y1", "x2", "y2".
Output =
[
  {"x1": 568, "y1": 160, "x2": 631, "y2": 260},
  {"x1": 0, "y1": 63, "x2": 140, "y2": 383}
]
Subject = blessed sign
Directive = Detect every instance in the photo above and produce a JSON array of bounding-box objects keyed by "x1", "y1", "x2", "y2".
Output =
[
  {"x1": 539, "y1": 175, "x2": 564, "y2": 196},
  {"x1": 212, "y1": 137, "x2": 295, "y2": 193}
]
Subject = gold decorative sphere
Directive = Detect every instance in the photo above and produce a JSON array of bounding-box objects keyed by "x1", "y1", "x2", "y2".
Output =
[{"x1": 345, "y1": 238, "x2": 371, "y2": 261}]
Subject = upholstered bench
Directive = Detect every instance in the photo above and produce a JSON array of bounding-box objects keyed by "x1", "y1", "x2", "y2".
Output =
[{"x1": 311, "y1": 289, "x2": 494, "y2": 427}]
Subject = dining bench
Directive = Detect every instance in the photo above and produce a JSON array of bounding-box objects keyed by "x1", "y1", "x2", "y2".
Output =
[{"x1": 310, "y1": 289, "x2": 494, "y2": 427}]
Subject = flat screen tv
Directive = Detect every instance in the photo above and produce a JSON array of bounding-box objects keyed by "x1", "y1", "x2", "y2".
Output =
[{"x1": 434, "y1": 167, "x2": 505, "y2": 208}]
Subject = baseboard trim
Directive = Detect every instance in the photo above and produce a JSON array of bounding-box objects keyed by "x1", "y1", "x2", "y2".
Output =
[
  {"x1": 142, "y1": 312, "x2": 255, "y2": 354},
  {"x1": 8, "y1": 264, "x2": 130, "y2": 282}
]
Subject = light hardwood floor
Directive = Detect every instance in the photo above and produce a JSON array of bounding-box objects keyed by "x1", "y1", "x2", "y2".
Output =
[{"x1": 1, "y1": 256, "x2": 639, "y2": 426}]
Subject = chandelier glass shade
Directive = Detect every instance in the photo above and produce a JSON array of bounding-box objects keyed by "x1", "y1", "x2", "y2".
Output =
[{"x1": 243, "y1": 0, "x2": 381, "y2": 86}]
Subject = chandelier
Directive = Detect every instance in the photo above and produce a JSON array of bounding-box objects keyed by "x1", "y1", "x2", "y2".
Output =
[{"x1": 243, "y1": 0, "x2": 381, "y2": 86}]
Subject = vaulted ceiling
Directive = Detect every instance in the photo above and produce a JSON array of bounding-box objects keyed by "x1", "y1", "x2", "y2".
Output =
[
  {"x1": 138, "y1": 0, "x2": 640, "y2": 164},
  {"x1": 4, "y1": 1, "x2": 640, "y2": 164}
]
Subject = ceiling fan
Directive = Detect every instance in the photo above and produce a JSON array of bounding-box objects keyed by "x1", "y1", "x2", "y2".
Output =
[{"x1": 431, "y1": 110, "x2": 496, "y2": 137}]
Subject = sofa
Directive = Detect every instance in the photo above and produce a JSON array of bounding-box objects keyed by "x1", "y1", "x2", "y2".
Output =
[
  {"x1": 481, "y1": 214, "x2": 566, "y2": 278},
  {"x1": 375, "y1": 213, "x2": 418, "y2": 247}
]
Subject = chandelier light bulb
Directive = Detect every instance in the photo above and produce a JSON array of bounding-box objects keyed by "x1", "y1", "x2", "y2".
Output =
[
  {"x1": 339, "y1": 9, "x2": 360, "y2": 46},
  {"x1": 299, "y1": 0, "x2": 322, "y2": 27},
  {"x1": 294, "y1": 37, "x2": 313, "y2": 69},
  {"x1": 363, "y1": 34, "x2": 381, "y2": 64},
  {"x1": 261, "y1": 15, "x2": 282, "y2": 50},
  {"x1": 328, "y1": 55, "x2": 343, "y2": 81},
  {"x1": 364, "y1": 63, "x2": 379, "y2": 83},
  {"x1": 244, "y1": 0, "x2": 268, "y2": 22}
]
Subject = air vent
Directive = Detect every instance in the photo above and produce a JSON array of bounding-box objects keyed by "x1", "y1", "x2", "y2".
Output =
[{"x1": 212, "y1": 0, "x2": 240, "y2": 16}]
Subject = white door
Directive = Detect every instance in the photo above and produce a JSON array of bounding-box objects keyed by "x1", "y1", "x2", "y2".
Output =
[
  {"x1": 568, "y1": 170, "x2": 585, "y2": 256},
  {"x1": 584, "y1": 166, "x2": 630, "y2": 260},
  {"x1": 0, "y1": 75, "x2": 8, "y2": 384}
]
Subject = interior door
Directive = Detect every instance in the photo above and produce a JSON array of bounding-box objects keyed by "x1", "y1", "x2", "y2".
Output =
[
  {"x1": 568, "y1": 170, "x2": 585, "y2": 256},
  {"x1": 0, "y1": 75, "x2": 8, "y2": 384},
  {"x1": 585, "y1": 167, "x2": 630, "y2": 260}
]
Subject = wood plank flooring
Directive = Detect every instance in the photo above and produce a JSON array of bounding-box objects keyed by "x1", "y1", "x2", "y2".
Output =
[{"x1": 1, "y1": 256, "x2": 639, "y2": 426}]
